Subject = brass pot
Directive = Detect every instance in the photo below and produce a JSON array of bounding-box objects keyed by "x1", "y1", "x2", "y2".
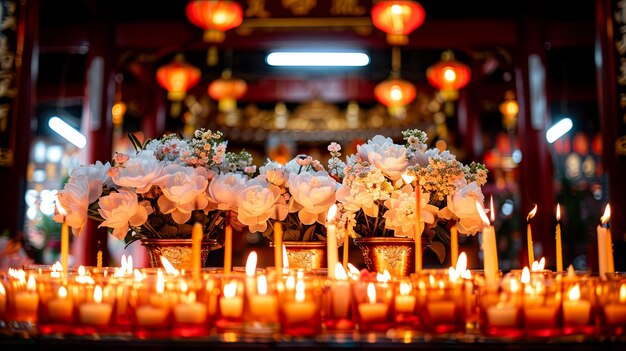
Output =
[
  {"x1": 271, "y1": 241, "x2": 327, "y2": 270},
  {"x1": 354, "y1": 237, "x2": 415, "y2": 277},
  {"x1": 141, "y1": 238, "x2": 218, "y2": 270}
]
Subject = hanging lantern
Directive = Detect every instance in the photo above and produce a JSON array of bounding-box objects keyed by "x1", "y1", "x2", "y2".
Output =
[
  {"x1": 208, "y1": 69, "x2": 247, "y2": 112},
  {"x1": 374, "y1": 77, "x2": 416, "y2": 117},
  {"x1": 371, "y1": 1, "x2": 425, "y2": 46},
  {"x1": 499, "y1": 90, "x2": 519, "y2": 131},
  {"x1": 426, "y1": 50, "x2": 471, "y2": 101},
  {"x1": 156, "y1": 54, "x2": 201, "y2": 116}
]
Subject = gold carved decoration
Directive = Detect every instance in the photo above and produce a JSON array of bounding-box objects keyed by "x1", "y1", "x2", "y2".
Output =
[
  {"x1": 0, "y1": 147, "x2": 13, "y2": 167},
  {"x1": 616, "y1": 136, "x2": 626, "y2": 155},
  {"x1": 282, "y1": 0, "x2": 317, "y2": 15},
  {"x1": 246, "y1": 0, "x2": 271, "y2": 18},
  {"x1": 331, "y1": 0, "x2": 365, "y2": 15}
]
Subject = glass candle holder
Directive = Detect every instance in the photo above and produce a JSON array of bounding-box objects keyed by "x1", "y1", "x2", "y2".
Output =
[
  {"x1": 393, "y1": 279, "x2": 419, "y2": 329},
  {"x1": 416, "y1": 270, "x2": 466, "y2": 334},
  {"x1": 323, "y1": 277, "x2": 355, "y2": 331},
  {"x1": 215, "y1": 275, "x2": 245, "y2": 331},
  {"x1": 561, "y1": 278, "x2": 595, "y2": 335},
  {"x1": 0, "y1": 277, "x2": 7, "y2": 325},
  {"x1": 7, "y1": 271, "x2": 39, "y2": 329},
  {"x1": 203, "y1": 274, "x2": 222, "y2": 327},
  {"x1": 279, "y1": 276, "x2": 323, "y2": 337},
  {"x1": 522, "y1": 272, "x2": 561, "y2": 337},
  {"x1": 129, "y1": 272, "x2": 176, "y2": 338},
  {"x1": 596, "y1": 278, "x2": 626, "y2": 335},
  {"x1": 38, "y1": 277, "x2": 75, "y2": 335},
  {"x1": 172, "y1": 278, "x2": 210, "y2": 337},
  {"x1": 245, "y1": 274, "x2": 279, "y2": 334},
  {"x1": 353, "y1": 281, "x2": 393, "y2": 333},
  {"x1": 478, "y1": 274, "x2": 523, "y2": 338},
  {"x1": 74, "y1": 282, "x2": 116, "y2": 335}
]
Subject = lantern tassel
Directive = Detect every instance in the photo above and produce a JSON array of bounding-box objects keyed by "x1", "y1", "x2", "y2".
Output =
[{"x1": 207, "y1": 46, "x2": 219, "y2": 66}]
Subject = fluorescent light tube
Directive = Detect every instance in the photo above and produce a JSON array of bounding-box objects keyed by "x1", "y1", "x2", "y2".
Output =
[
  {"x1": 266, "y1": 52, "x2": 370, "y2": 67},
  {"x1": 48, "y1": 116, "x2": 86, "y2": 149},
  {"x1": 546, "y1": 118, "x2": 573, "y2": 144}
]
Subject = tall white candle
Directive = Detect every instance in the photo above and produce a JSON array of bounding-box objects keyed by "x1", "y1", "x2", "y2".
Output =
[{"x1": 327, "y1": 205, "x2": 338, "y2": 278}]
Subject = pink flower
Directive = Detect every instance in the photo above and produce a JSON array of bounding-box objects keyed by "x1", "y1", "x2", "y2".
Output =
[
  {"x1": 287, "y1": 171, "x2": 338, "y2": 225},
  {"x1": 357, "y1": 135, "x2": 407, "y2": 181},
  {"x1": 295, "y1": 155, "x2": 313, "y2": 167},
  {"x1": 154, "y1": 164, "x2": 209, "y2": 224},
  {"x1": 114, "y1": 153, "x2": 129, "y2": 164},
  {"x1": 237, "y1": 180, "x2": 282, "y2": 233},
  {"x1": 205, "y1": 173, "x2": 247, "y2": 212},
  {"x1": 97, "y1": 190, "x2": 152, "y2": 240},
  {"x1": 112, "y1": 151, "x2": 163, "y2": 193},
  {"x1": 438, "y1": 181, "x2": 485, "y2": 235},
  {"x1": 327, "y1": 142, "x2": 341, "y2": 153}
]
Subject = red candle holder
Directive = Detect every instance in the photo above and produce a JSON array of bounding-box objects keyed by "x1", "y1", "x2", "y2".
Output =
[
  {"x1": 522, "y1": 272, "x2": 561, "y2": 337},
  {"x1": 244, "y1": 274, "x2": 280, "y2": 334},
  {"x1": 215, "y1": 275, "x2": 245, "y2": 332},
  {"x1": 323, "y1": 278, "x2": 355, "y2": 331},
  {"x1": 278, "y1": 276, "x2": 323, "y2": 337},
  {"x1": 393, "y1": 279, "x2": 419, "y2": 329},
  {"x1": 478, "y1": 274, "x2": 523, "y2": 338},
  {"x1": 38, "y1": 277, "x2": 75, "y2": 335},
  {"x1": 415, "y1": 270, "x2": 466, "y2": 334},
  {"x1": 561, "y1": 278, "x2": 595, "y2": 336},
  {"x1": 172, "y1": 278, "x2": 210, "y2": 337},
  {"x1": 352, "y1": 280, "x2": 393, "y2": 333},
  {"x1": 596, "y1": 278, "x2": 626, "y2": 335},
  {"x1": 129, "y1": 273, "x2": 173, "y2": 338},
  {"x1": 6, "y1": 270, "x2": 39, "y2": 331},
  {"x1": 74, "y1": 282, "x2": 116, "y2": 335}
]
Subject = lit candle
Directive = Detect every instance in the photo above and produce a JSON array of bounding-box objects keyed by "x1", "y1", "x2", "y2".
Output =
[
  {"x1": 402, "y1": 174, "x2": 422, "y2": 273},
  {"x1": 220, "y1": 281, "x2": 243, "y2": 318},
  {"x1": 137, "y1": 272, "x2": 169, "y2": 326},
  {"x1": 244, "y1": 251, "x2": 258, "y2": 298},
  {"x1": 327, "y1": 204, "x2": 338, "y2": 278},
  {"x1": 476, "y1": 202, "x2": 498, "y2": 285},
  {"x1": 0, "y1": 282, "x2": 6, "y2": 317},
  {"x1": 173, "y1": 281, "x2": 206, "y2": 324},
  {"x1": 248, "y1": 275, "x2": 278, "y2": 323},
  {"x1": 14, "y1": 276, "x2": 39, "y2": 322},
  {"x1": 526, "y1": 205, "x2": 537, "y2": 265},
  {"x1": 358, "y1": 283, "x2": 388, "y2": 322},
  {"x1": 450, "y1": 226, "x2": 458, "y2": 268},
  {"x1": 556, "y1": 204, "x2": 563, "y2": 272},
  {"x1": 562, "y1": 284, "x2": 591, "y2": 326},
  {"x1": 58, "y1": 202, "x2": 70, "y2": 278},
  {"x1": 395, "y1": 281, "x2": 416, "y2": 314},
  {"x1": 47, "y1": 286, "x2": 73, "y2": 321},
  {"x1": 597, "y1": 205, "x2": 611, "y2": 277},
  {"x1": 274, "y1": 220, "x2": 283, "y2": 273},
  {"x1": 79, "y1": 285, "x2": 113, "y2": 326},
  {"x1": 191, "y1": 222, "x2": 203, "y2": 280},
  {"x1": 604, "y1": 284, "x2": 626, "y2": 325},
  {"x1": 283, "y1": 280, "x2": 317, "y2": 324},
  {"x1": 224, "y1": 216, "x2": 233, "y2": 274},
  {"x1": 487, "y1": 304, "x2": 519, "y2": 327},
  {"x1": 330, "y1": 263, "x2": 351, "y2": 319}
]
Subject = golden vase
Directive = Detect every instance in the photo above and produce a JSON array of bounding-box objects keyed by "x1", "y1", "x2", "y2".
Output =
[
  {"x1": 141, "y1": 238, "x2": 218, "y2": 270},
  {"x1": 354, "y1": 237, "x2": 415, "y2": 277},
  {"x1": 271, "y1": 241, "x2": 327, "y2": 270}
]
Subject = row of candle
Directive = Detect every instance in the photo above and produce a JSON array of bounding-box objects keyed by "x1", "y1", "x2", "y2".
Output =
[{"x1": 1, "y1": 257, "x2": 625, "y2": 338}]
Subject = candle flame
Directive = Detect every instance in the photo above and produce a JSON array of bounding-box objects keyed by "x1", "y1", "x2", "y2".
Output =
[
  {"x1": 133, "y1": 269, "x2": 144, "y2": 282},
  {"x1": 455, "y1": 252, "x2": 467, "y2": 274},
  {"x1": 78, "y1": 265, "x2": 86, "y2": 276},
  {"x1": 160, "y1": 256, "x2": 180, "y2": 276},
  {"x1": 620, "y1": 284, "x2": 626, "y2": 303},
  {"x1": 461, "y1": 269, "x2": 472, "y2": 279},
  {"x1": 601, "y1": 204, "x2": 611, "y2": 225},
  {"x1": 475, "y1": 201, "x2": 490, "y2": 226},
  {"x1": 509, "y1": 278, "x2": 520, "y2": 293},
  {"x1": 0, "y1": 282, "x2": 4, "y2": 295},
  {"x1": 568, "y1": 284, "x2": 581, "y2": 301},
  {"x1": 347, "y1": 263, "x2": 361, "y2": 280},
  {"x1": 556, "y1": 204, "x2": 561, "y2": 221},
  {"x1": 295, "y1": 280, "x2": 305, "y2": 302},
  {"x1": 376, "y1": 270, "x2": 391, "y2": 283},
  {"x1": 400, "y1": 282, "x2": 411, "y2": 295},
  {"x1": 156, "y1": 271, "x2": 165, "y2": 294},
  {"x1": 180, "y1": 280, "x2": 188, "y2": 293},
  {"x1": 527, "y1": 205, "x2": 537, "y2": 221},
  {"x1": 282, "y1": 244, "x2": 289, "y2": 270},
  {"x1": 286, "y1": 276, "x2": 296, "y2": 290},
  {"x1": 367, "y1": 282, "x2": 377, "y2": 304},
  {"x1": 223, "y1": 281, "x2": 237, "y2": 299},
  {"x1": 27, "y1": 276, "x2": 36, "y2": 292},
  {"x1": 51, "y1": 261, "x2": 62, "y2": 271},
  {"x1": 127, "y1": 256, "x2": 133, "y2": 272},
  {"x1": 121, "y1": 255, "x2": 127, "y2": 268},
  {"x1": 334, "y1": 262, "x2": 348, "y2": 280},
  {"x1": 401, "y1": 173, "x2": 415, "y2": 185},
  {"x1": 245, "y1": 251, "x2": 258, "y2": 277},
  {"x1": 448, "y1": 267, "x2": 457, "y2": 282},
  {"x1": 490, "y1": 196, "x2": 495, "y2": 223},
  {"x1": 94, "y1": 285, "x2": 103, "y2": 304},
  {"x1": 327, "y1": 204, "x2": 337, "y2": 222},
  {"x1": 521, "y1": 267, "x2": 530, "y2": 284},
  {"x1": 257, "y1": 275, "x2": 268, "y2": 296},
  {"x1": 531, "y1": 258, "x2": 545, "y2": 272},
  {"x1": 58, "y1": 286, "x2": 67, "y2": 299},
  {"x1": 567, "y1": 265, "x2": 575, "y2": 278}
]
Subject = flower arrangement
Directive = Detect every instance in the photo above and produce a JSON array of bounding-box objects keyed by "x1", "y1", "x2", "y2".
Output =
[
  {"x1": 329, "y1": 129, "x2": 488, "y2": 262},
  {"x1": 54, "y1": 129, "x2": 256, "y2": 246}
]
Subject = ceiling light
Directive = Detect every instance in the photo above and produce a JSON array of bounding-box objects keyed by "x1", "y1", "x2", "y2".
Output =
[
  {"x1": 266, "y1": 52, "x2": 370, "y2": 67},
  {"x1": 48, "y1": 116, "x2": 86, "y2": 149},
  {"x1": 546, "y1": 118, "x2": 573, "y2": 144}
]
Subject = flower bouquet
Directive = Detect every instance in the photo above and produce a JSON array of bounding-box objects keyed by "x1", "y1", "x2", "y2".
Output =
[{"x1": 329, "y1": 129, "x2": 488, "y2": 266}]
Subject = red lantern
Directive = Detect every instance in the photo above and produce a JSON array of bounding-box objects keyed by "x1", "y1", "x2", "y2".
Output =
[
  {"x1": 426, "y1": 51, "x2": 471, "y2": 101},
  {"x1": 208, "y1": 70, "x2": 247, "y2": 112},
  {"x1": 371, "y1": 1, "x2": 425, "y2": 46},
  {"x1": 186, "y1": 0, "x2": 243, "y2": 43},
  {"x1": 374, "y1": 77, "x2": 416, "y2": 117},
  {"x1": 156, "y1": 55, "x2": 201, "y2": 102}
]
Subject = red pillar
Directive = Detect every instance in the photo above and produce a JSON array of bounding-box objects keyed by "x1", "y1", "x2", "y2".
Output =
[
  {"x1": 75, "y1": 16, "x2": 114, "y2": 266},
  {"x1": 515, "y1": 16, "x2": 555, "y2": 268},
  {"x1": 0, "y1": 0, "x2": 38, "y2": 240},
  {"x1": 595, "y1": 0, "x2": 626, "y2": 272}
]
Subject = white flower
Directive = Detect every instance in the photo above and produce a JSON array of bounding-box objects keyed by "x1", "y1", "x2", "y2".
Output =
[
  {"x1": 54, "y1": 175, "x2": 90, "y2": 236},
  {"x1": 205, "y1": 172, "x2": 247, "y2": 212},
  {"x1": 154, "y1": 164, "x2": 209, "y2": 224},
  {"x1": 237, "y1": 179, "x2": 282, "y2": 233},
  {"x1": 97, "y1": 190, "x2": 152, "y2": 240},
  {"x1": 70, "y1": 161, "x2": 112, "y2": 203},
  {"x1": 260, "y1": 162, "x2": 287, "y2": 187},
  {"x1": 287, "y1": 171, "x2": 337, "y2": 225},
  {"x1": 383, "y1": 185, "x2": 436, "y2": 238},
  {"x1": 111, "y1": 151, "x2": 164, "y2": 193},
  {"x1": 336, "y1": 164, "x2": 390, "y2": 217},
  {"x1": 438, "y1": 181, "x2": 485, "y2": 235},
  {"x1": 357, "y1": 135, "x2": 407, "y2": 181}
]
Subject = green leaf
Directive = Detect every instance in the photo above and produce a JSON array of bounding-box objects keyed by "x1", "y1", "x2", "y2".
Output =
[
  {"x1": 302, "y1": 226, "x2": 316, "y2": 241},
  {"x1": 429, "y1": 242, "x2": 447, "y2": 264},
  {"x1": 128, "y1": 133, "x2": 142, "y2": 153},
  {"x1": 283, "y1": 229, "x2": 300, "y2": 241}
]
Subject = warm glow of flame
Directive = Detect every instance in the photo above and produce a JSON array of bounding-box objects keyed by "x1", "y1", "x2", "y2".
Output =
[
  {"x1": 400, "y1": 282, "x2": 411, "y2": 295},
  {"x1": 601, "y1": 204, "x2": 611, "y2": 225},
  {"x1": 521, "y1": 267, "x2": 530, "y2": 284},
  {"x1": 490, "y1": 196, "x2": 495, "y2": 223},
  {"x1": 286, "y1": 276, "x2": 296, "y2": 290},
  {"x1": 52, "y1": 261, "x2": 62, "y2": 271},
  {"x1": 282, "y1": 244, "x2": 289, "y2": 269},
  {"x1": 134, "y1": 269, "x2": 144, "y2": 282},
  {"x1": 58, "y1": 286, "x2": 67, "y2": 299},
  {"x1": 461, "y1": 270, "x2": 472, "y2": 279},
  {"x1": 27, "y1": 276, "x2": 36, "y2": 292},
  {"x1": 295, "y1": 280, "x2": 305, "y2": 302},
  {"x1": 94, "y1": 285, "x2": 103, "y2": 304},
  {"x1": 347, "y1": 263, "x2": 361, "y2": 280},
  {"x1": 448, "y1": 267, "x2": 457, "y2": 282},
  {"x1": 180, "y1": 280, "x2": 188, "y2": 293},
  {"x1": 160, "y1": 256, "x2": 180, "y2": 276},
  {"x1": 257, "y1": 275, "x2": 268, "y2": 296},
  {"x1": 367, "y1": 283, "x2": 377, "y2": 304},
  {"x1": 510, "y1": 278, "x2": 520, "y2": 293},
  {"x1": 568, "y1": 284, "x2": 581, "y2": 301},
  {"x1": 223, "y1": 281, "x2": 237, "y2": 299},
  {"x1": 121, "y1": 255, "x2": 127, "y2": 269},
  {"x1": 620, "y1": 284, "x2": 626, "y2": 303},
  {"x1": 0, "y1": 282, "x2": 4, "y2": 295},
  {"x1": 401, "y1": 173, "x2": 415, "y2": 185},
  {"x1": 327, "y1": 204, "x2": 337, "y2": 222},
  {"x1": 567, "y1": 265, "x2": 575, "y2": 279},
  {"x1": 455, "y1": 252, "x2": 467, "y2": 274},
  {"x1": 556, "y1": 204, "x2": 561, "y2": 221},
  {"x1": 539, "y1": 257, "x2": 545, "y2": 270},
  {"x1": 78, "y1": 265, "x2": 86, "y2": 276},
  {"x1": 156, "y1": 271, "x2": 165, "y2": 294},
  {"x1": 475, "y1": 201, "x2": 490, "y2": 226},
  {"x1": 245, "y1": 251, "x2": 258, "y2": 277},
  {"x1": 127, "y1": 256, "x2": 133, "y2": 272},
  {"x1": 377, "y1": 270, "x2": 391, "y2": 283},
  {"x1": 443, "y1": 67, "x2": 456, "y2": 82},
  {"x1": 527, "y1": 205, "x2": 537, "y2": 221},
  {"x1": 390, "y1": 85, "x2": 403, "y2": 101},
  {"x1": 334, "y1": 262, "x2": 348, "y2": 280}
]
